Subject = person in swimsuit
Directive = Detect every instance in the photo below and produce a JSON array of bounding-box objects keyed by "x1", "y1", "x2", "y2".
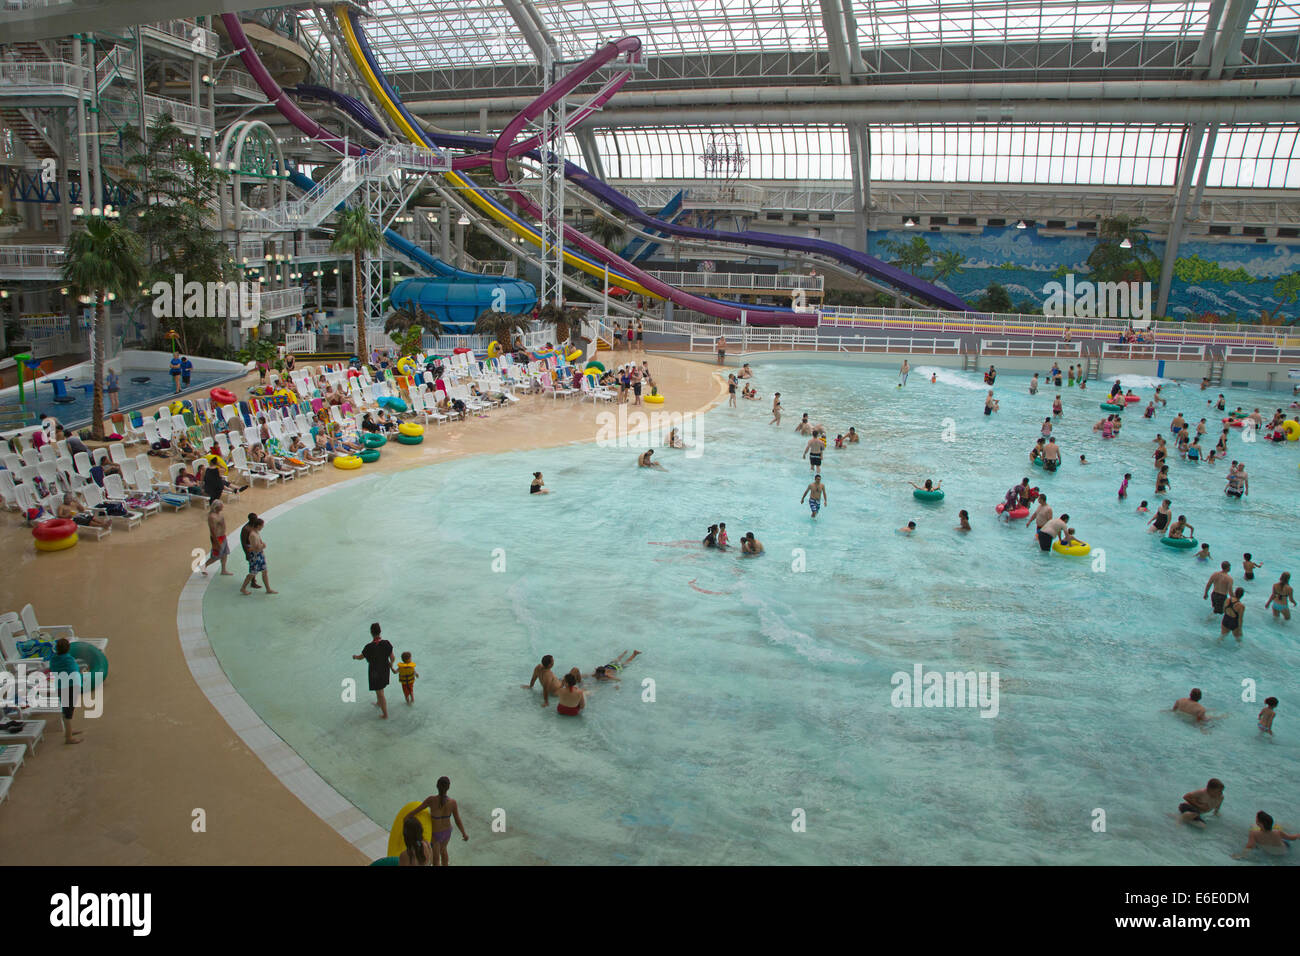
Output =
[
  {"x1": 353, "y1": 622, "x2": 394, "y2": 719},
  {"x1": 1042, "y1": 438, "x2": 1061, "y2": 471},
  {"x1": 530, "y1": 471, "x2": 549, "y2": 494},
  {"x1": 1147, "y1": 500, "x2": 1172, "y2": 534},
  {"x1": 898, "y1": 359, "x2": 910, "y2": 387},
  {"x1": 555, "y1": 673, "x2": 586, "y2": 716},
  {"x1": 397, "y1": 652, "x2": 418, "y2": 704},
  {"x1": 1220, "y1": 588, "x2": 1245, "y2": 642},
  {"x1": 845, "y1": 427, "x2": 859, "y2": 444},
  {"x1": 741, "y1": 532, "x2": 764, "y2": 555},
  {"x1": 1241, "y1": 553, "x2": 1261, "y2": 581},
  {"x1": 1178, "y1": 778, "x2": 1225, "y2": 827},
  {"x1": 795, "y1": 414, "x2": 812, "y2": 435},
  {"x1": 202, "y1": 500, "x2": 233, "y2": 576},
  {"x1": 398, "y1": 815, "x2": 434, "y2": 867},
  {"x1": 1052, "y1": 395, "x2": 1063, "y2": 417},
  {"x1": 1029, "y1": 373, "x2": 1039, "y2": 395},
  {"x1": 703, "y1": 524, "x2": 719, "y2": 548},
  {"x1": 909, "y1": 478, "x2": 942, "y2": 492},
  {"x1": 1233, "y1": 810, "x2": 1298, "y2": 859},
  {"x1": 983, "y1": 390, "x2": 999, "y2": 415},
  {"x1": 638, "y1": 449, "x2": 667, "y2": 471},
  {"x1": 523, "y1": 654, "x2": 562, "y2": 705},
  {"x1": 1265, "y1": 572, "x2": 1294, "y2": 621},
  {"x1": 1155, "y1": 466, "x2": 1171, "y2": 494},
  {"x1": 1225, "y1": 466, "x2": 1248, "y2": 498},
  {"x1": 716, "y1": 523, "x2": 730, "y2": 550},
  {"x1": 593, "y1": 650, "x2": 643, "y2": 682},
  {"x1": 1204, "y1": 562, "x2": 1234, "y2": 616},
  {"x1": 1166, "y1": 514, "x2": 1193, "y2": 540},
  {"x1": 170, "y1": 354, "x2": 183, "y2": 393},
  {"x1": 770, "y1": 392, "x2": 782, "y2": 425},
  {"x1": 716, "y1": 334, "x2": 727, "y2": 366},
  {"x1": 1118, "y1": 473, "x2": 1130, "y2": 500},
  {"x1": 728, "y1": 374, "x2": 738, "y2": 408},
  {"x1": 801, "y1": 475, "x2": 827, "y2": 519},
  {"x1": 1172, "y1": 688, "x2": 1209, "y2": 724},
  {"x1": 239, "y1": 518, "x2": 275, "y2": 595},
  {"x1": 407, "y1": 777, "x2": 468, "y2": 865},
  {"x1": 1027, "y1": 496, "x2": 1054, "y2": 550},
  {"x1": 1257, "y1": 697, "x2": 1278, "y2": 736},
  {"x1": 803, "y1": 434, "x2": 825, "y2": 475},
  {"x1": 955, "y1": 510, "x2": 971, "y2": 533},
  {"x1": 105, "y1": 368, "x2": 120, "y2": 412}
]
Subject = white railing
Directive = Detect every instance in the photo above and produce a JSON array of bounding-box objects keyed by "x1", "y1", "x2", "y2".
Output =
[
  {"x1": 284, "y1": 332, "x2": 317, "y2": 353},
  {"x1": 97, "y1": 45, "x2": 136, "y2": 94},
  {"x1": 1102, "y1": 343, "x2": 1208, "y2": 361},
  {"x1": 257, "y1": 287, "x2": 305, "y2": 318},
  {"x1": 981, "y1": 339, "x2": 1083, "y2": 358},
  {"x1": 141, "y1": 20, "x2": 220, "y2": 58},
  {"x1": 0, "y1": 244, "x2": 65, "y2": 273},
  {"x1": 0, "y1": 60, "x2": 89, "y2": 93},
  {"x1": 683, "y1": 184, "x2": 767, "y2": 208},
  {"x1": 1223, "y1": 345, "x2": 1300, "y2": 363},
  {"x1": 19, "y1": 315, "x2": 71, "y2": 338},
  {"x1": 649, "y1": 270, "x2": 824, "y2": 292},
  {"x1": 109, "y1": 94, "x2": 214, "y2": 134},
  {"x1": 214, "y1": 70, "x2": 264, "y2": 98}
]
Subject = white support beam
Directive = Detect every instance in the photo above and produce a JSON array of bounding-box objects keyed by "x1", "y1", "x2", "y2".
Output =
[
  {"x1": 499, "y1": 0, "x2": 559, "y2": 66},
  {"x1": 575, "y1": 127, "x2": 608, "y2": 182},
  {"x1": 1157, "y1": 124, "x2": 1208, "y2": 318},
  {"x1": 0, "y1": 0, "x2": 246, "y2": 43}
]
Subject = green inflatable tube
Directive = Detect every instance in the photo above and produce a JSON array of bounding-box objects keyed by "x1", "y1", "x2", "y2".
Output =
[
  {"x1": 361, "y1": 433, "x2": 387, "y2": 448},
  {"x1": 1100, "y1": 403, "x2": 1124, "y2": 412},
  {"x1": 585, "y1": 361, "x2": 605, "y2": 372},
  {"x1": 912, "y1": 489, "x2": 945, "y2": 502},
  {"x1": 70, "y1": 641, "x2": 107, "y2": 685},
  {"x1": 396, "y1": 433, "x2": 424, "y2": 445},
  {"x1": 369, "y1": 856, "x2": 400, "y2": 866},
  {"x1": 359, "y1": 448, "x2": 381, "y2": 463},
  {"x1": 1161, "y1": 536, "x2": 1198, "y2": 550}
]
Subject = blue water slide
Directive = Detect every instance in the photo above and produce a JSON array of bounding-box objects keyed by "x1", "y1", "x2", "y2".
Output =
[
  {"x1": 618, "y1": 190, "x2": 685, "y2": 263},
  {"x1": 286, "y1": 170, "x2": 536, "y2": 330}
]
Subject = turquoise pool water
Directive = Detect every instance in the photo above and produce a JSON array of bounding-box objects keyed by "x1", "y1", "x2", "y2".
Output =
[{"x1": 202, "y1": 362, "x2": 1300, "y2": 865}]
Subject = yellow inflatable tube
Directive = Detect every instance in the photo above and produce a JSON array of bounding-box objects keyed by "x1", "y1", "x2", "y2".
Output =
[
  {"x1": 487, "y1": 341, "x2": 501, "y2": 358},
  {"x1": 1282, "y1": 419, "x2": 1300, "y2": 441},
  {"x1": 333, "y1": 454, "x2": 363, "y2": 470},
  {"x1": 387, "y1": 801, "x2": 433, "y2": 858},
  {"x1": 1052, "y1": 540, "x2": 1091, "y2": 556},
  {"x1": 398, "y1": 422, "x2": 424, "y2": 437},
  {"x1": 396, "y1": 357, "x2": 416, "y2": 377},
  {"x1": 644, "y1": 394, "x2": 665, "y2": 404}
]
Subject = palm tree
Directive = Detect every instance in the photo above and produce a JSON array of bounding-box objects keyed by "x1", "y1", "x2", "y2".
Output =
[
  {"x1": 63, "y1": 217, "x2": 143, "y2": 440},
  {"x1": 331, "y1": 208, "x2": 382, "y2": 362},
  {"x1": 587, "y1": 214, "x2": 626, "y2": 252},
  {"x1": 930, "y1": 250, "x2": 967, "y2": 282},
  {"x1": 537, "y1": 302, "x2": 583, "y2": 345},
  {"x1": 384, "y1": 303, "x2": 443, "y2": 357},
  {"x1": 475, "y1": 309, "x2": 527, "y2": 353}
]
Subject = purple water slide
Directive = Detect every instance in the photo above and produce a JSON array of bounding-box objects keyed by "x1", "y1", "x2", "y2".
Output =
[
  {"x1": 289, "y1": 85, "x2": 386, "y2": 140},
  {"x1": 221, "y1": 14, "x2": 362, "y2": 158}
]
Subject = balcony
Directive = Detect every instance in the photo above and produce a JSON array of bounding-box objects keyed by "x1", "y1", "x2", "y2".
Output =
[
  {"x1": 0, "y1": 244, "x2": 65, "y2": 279},
  {"x1": 0, "y1": 61, "x2": 89, "y2": 101}
]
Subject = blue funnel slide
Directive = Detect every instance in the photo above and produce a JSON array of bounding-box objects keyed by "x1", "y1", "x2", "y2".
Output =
[{"x1": 287, "y1": 170, "x2": 536, "y2": 331}]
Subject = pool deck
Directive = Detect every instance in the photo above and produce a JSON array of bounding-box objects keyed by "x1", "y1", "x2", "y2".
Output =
[{"x1": 0, "y1": 352, "x2": 726, "y2": 865}]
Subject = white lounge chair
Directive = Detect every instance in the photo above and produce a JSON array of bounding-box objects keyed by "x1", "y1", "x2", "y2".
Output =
[
  {"x1": 82, "y1": 482, "x2": 142, "y2": 531},
  {"x1": 18, "y1": 605, "x2": 108, "y2": 651}
]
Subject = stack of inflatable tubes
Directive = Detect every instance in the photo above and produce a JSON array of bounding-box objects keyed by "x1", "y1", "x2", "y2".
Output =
[
  {"x1": 32, "y1": 518, "x2": 78, "y2": 552},
  {"x1": 397, "y1": 422, "x2": 424, "y2": 445}
]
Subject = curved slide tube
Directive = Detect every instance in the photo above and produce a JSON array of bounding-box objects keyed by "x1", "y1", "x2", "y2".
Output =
[
  {"x1": 339, "y1": 8, "x2": 967, "y2": 314},
  {"x1": 339, "y1": 10, "x2": 807, "y2": 326},
  {"x1": 289, "y1": 84, "x2": 386, "y2": 140}
]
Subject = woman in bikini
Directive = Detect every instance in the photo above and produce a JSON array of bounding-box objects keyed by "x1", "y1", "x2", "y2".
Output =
[
  {"x1": 398, "y1": 816, "x2": 433, "y2": 867},
  {"x1": 555, "y1": 672, "x2": 586, "y2": 716},
  {"x1": 406, "y1": 777, "x2": 468, "y2": 865}
]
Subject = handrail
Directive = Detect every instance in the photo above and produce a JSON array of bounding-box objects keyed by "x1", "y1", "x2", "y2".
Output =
[
  {"x1": 0, "y1": 60, "x2": 89, "y2": 91},
  {"x1": 648, "y1": 270, "x2": 824, "y2": 292}
]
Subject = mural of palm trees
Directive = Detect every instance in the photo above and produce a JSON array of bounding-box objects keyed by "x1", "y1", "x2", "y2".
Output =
[
  {"x1": 930, "y1": 250, "x2": 967, "y2": 282},
  {"x1": 880, "y1": 235, "x2": 933, "y2": 276}
]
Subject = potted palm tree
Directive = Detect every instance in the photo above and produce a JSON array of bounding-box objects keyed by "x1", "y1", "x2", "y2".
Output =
[
  {"x1": 384, "y1": 303, "x2": 443, "y2": 358},
  {"x1": 63, "y1": 217, "x2": 143, "y2": 440},
  {"x1": 475, "y1": 309, "x2": 527, "y2": 354},
  {"x1": 331, "y1": 208, "x2": 382, "y2": 363}
]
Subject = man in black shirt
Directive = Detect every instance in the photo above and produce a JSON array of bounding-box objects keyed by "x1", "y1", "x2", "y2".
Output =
[{"x1": 353, "y1": 622, "x2": 395, "y2": 719}]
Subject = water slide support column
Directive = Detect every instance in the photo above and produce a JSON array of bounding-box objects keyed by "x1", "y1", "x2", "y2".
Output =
[{"x1": 72, "y1": 36, "x2": 91, "y2": 212}]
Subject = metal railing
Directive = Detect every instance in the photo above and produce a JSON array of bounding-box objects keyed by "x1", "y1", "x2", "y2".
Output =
[
  {"x1": 981, "y1": 339, "x2": 1083, "y2": 358},
  {"x1": 1102, "y1": 343, "x2": 1208, "y2": 361},
  {"x1": 284, "y1": 332, "x2": 317, "y2": 353},
  {"x1": 0, "y1": 244, "x2": 65, "y2": 274},
  {"x1": 648, "y1": 270, "x2": 824, "y2": 292},
  {"x1": 141, "y1": 19, "x2": 220, "y2": 58},
  {"x1": 682, "y1": 183, "x2": 766, "y2": 208},
  {"x1": 1223, "y1": 345, "x2": 1300, "y2": 363},
  {"x1": 0, "y1": 60, "x2": 89, "y2": 94},
  {"x1": 257, "y1": 287, "x2": 305, "y2": 318},
  {"x1": 214, "y1": 70, "x2": 265, "y2": 99}
]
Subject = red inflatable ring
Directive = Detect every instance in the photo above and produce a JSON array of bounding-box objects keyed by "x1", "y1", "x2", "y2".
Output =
[
  {"x1": 995, "y1": 503, "x2": 1030, "y2": 519},
  {"x1": 347, "y1": 368, "x2": 361, "y2": 379},
  {"x1": 210, "y1": 387, "x2": 237, "y2": 406},
  {"x1": 1223, "y1": 418, "x2": 1244, "y2": 428},
  {"x1": 32, "y1": 518, "x2": 78, "y2": 541},
  {"x1": 1124, "y1": 395, "x2": 1141, "y2": 403},
  {"x1": 453, "y1": 347, "x2": 471, "y2": 354}
]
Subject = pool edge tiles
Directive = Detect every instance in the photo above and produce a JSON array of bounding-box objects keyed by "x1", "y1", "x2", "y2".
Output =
[{"x1": 176, "y1": 473, "x2": 388, "y2": 863}]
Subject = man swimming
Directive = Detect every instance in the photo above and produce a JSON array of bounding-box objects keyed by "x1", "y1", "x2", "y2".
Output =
[
  {"x1": 593, "y1": 650, "x2": 643, "y2": 682},
  {"x1": 795, "y1": 414, "x2": 813, "y2": 435},
  {"x1": 1178, "y1": 778, "x2": 1225, "y2": 827},
  {"x1": 1172, "y1": 688, "x2": 1209, "y2": 724}
]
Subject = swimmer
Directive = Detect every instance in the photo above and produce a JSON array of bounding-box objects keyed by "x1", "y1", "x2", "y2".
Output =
[
  {"x1": 717, "y1": 523, "x2": 730, "y2": 551},
  {"x1": 898, "y1": 359, "x2": 910, "y2": 387},
  {"x1": 1118, "y1": 473, "x2": 1130, "y2": 499},
  {"x1": 803, "y1": 434, "x2": 825, "y2": 475},
  {"x1": 1204, "y1": 562, "x2": 1234, "y2": 616},
  {"x1": 592, "y1": 650, "x2": 643, "y2": 682},
  {"x1": 1195, "y1": 543, "x2": 1211, "y2": 562},
  {"x1": 909, "y1": 478, "x2": 942, "y2": 492},
  {"x1": 1058, "y1": 524, "x2": 1082, "y2": 546},
  {"x1": 666, "y1": 427, "x2": 685, "y2": 449},
  {"x1": 800, "y1": 475, "x2": 827, "y2": 519},
  {"x1": 1257, "y1": 697, "x2": 1278, "y2": 736},
  {"x1": 898, "y1": 521, "x2": 917, "y2": 534},
  {"x1": 1172, "y1": 688, "x2": 1209, "y2": 723},
  {"x1": 983, "y1": 390, "x2": 999, "y2": 415},
  {"x1": 845, "y1": 427, "x2": 859, "y2": 444},
  {"x1": 930, "y1": 372, "x2": 937, "y2": 384},
  {"x1": 703, "y1": 524, "x2": 719, "y2": 548},
  {"x1": 1067, "y1": 365, "x2": 1075, "y2": 387},
  {"x1": 834, "y1": 434, "x2": 845, "y2": 449},
  {"x1": 1154, "y1": 385, "x2": 1167, "y2": 406},
  {"x1": 1166, "y1": 514, "x2": 1194, "y2": 539},
  {"x1": 955, "y1": 510, "x2": 971, "y2": 533},
  {"x1": 1042, "y1": 438, "x2": 1061, "y2": 471},
  {"x1": 1225, "y1": 464, "x2": 1248, "y2": 498},
  {"x1": 1178, "y1": 778, "x2": 1225, "y2": 827},
  {"x1": 1147, "y1": 500, "x2": 1172, "y2": 533},
  {"x1": 638, "y1": 449, "x2": 667, "y2": 470},
  {"x1": 740, "y1": 532, "x2": 764, "y2": 556},
  {"x1": 1136, "y1": 500, "x2": 1149, "y2": 513},
  {"x1": 1052, "y1": 394, "x2": 1063, "y2": 417},
  {"x1": 1219, "y1": 587, "x2": 1245, "y2": 643},
  {"x1": 530, "y1": 471, "x2": 550, "y2": 494},
  {"x1": 1042, "y1": 417, "x2": 1054, "y2": 439},
  {"x1": 1078, "y1": 454, "x2": 1089, "y2": 465},
  {"x1": 1029, "y1": 373, "x2": 1039, "y2": 395},
  {"x1": 1265, "y1": 572, "x2": 1294, "y2": 621},
  {"x1": 554, "y1": 673, "x2": 586, "y2": 716},
  {"x1": 1232, "y1": 810, "x2": 1298, "y2": 859},
  {"x1": 795, "y1": 413, "x2": 813, "y2": 435},
  {"x1": 1155, "y1": 465, "x2": 1170, "y2": 495},
  {"x1": 770, "y1": 392, "x2": 782, "y2": 426},
  {"x1": 1030, "y1": 438, "x2": 1045, "y2": 464},
  {"x1": 521, "y1": 654, "x2": 562, "y2": 706},
  {"x1": 1144, "y1": 400, "x2": 1156, "y2": 419}
]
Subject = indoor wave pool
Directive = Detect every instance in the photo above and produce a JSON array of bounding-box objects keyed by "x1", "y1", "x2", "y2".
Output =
[{"x1": 201, "y1": 361, "x2": 1300, "y2": 865}]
